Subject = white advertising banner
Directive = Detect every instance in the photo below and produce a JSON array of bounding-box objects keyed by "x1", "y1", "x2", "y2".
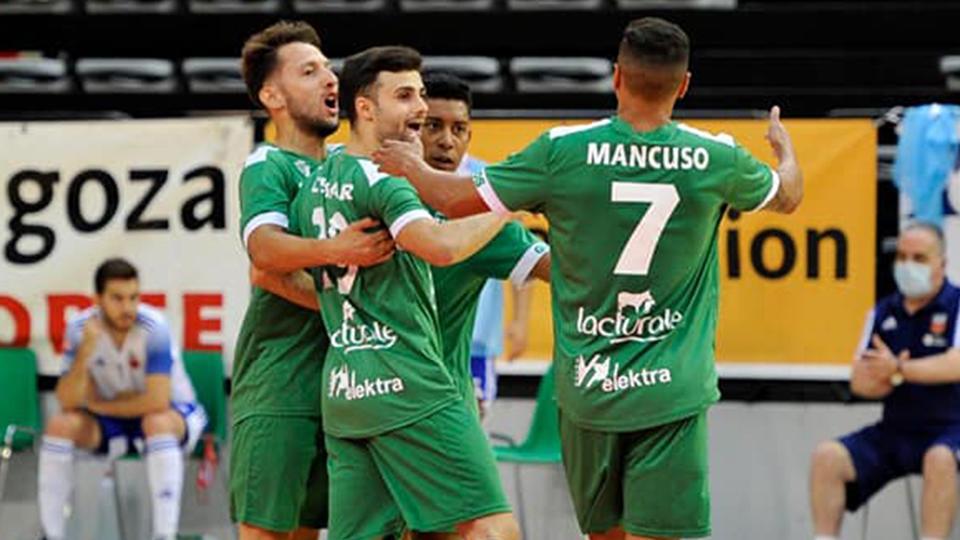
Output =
[{"x1": 0, "y1": 117, "x2": 254, "y2": 375}]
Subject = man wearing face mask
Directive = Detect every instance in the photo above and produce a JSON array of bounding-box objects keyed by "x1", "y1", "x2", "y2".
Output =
[{"x1": 810, "y1": 222, "x2": 960, "y2": 540}]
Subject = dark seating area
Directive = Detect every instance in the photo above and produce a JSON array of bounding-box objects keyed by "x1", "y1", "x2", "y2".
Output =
[{"x1": 0, "y1": 0, "x2": 956, "y2": 116}]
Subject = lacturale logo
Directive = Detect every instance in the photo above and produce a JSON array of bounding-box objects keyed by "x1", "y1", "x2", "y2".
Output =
[
  {"x1": 328, "y1": 364, "x2": 405, "y2": 401},
  {"x1": 576, "y1": 290, "x2": 683, "y2": 344},
  {"x1": 330, "y1": 301, "x2": 398, "y2": 353}
]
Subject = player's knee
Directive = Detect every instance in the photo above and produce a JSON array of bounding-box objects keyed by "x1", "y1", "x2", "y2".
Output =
[
  {"x1": 141, "y1": 410, "x2": 177, "y2": 437},
  {"x1": 812, "y1": 440, "x2": 849, "y2": 475},
  {"x1": 45, "y1": 412, "x2": 84, "y2": 440},
  {"x1": 923, "y1": 445, "x2": 957, "y2": 478}
]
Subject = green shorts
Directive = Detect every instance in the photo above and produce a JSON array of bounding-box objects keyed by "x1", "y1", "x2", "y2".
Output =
[
  {"x1": 559, "y1": 409, "x2": 711, "y2": 538},
  {"x1": 229, "y1": 415, "x2": 328, "y2": 532},
  {"x1": 326, "y1": 401, "x2": 512, "y2": 540}
]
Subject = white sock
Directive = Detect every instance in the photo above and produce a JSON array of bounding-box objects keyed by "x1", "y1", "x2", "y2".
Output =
[
  {"x1": 38, "y1": 435, "x2": 75, "y2": 540},
  {"x1": 145, "y1": 434, "x2": 184, "y2": 538}
]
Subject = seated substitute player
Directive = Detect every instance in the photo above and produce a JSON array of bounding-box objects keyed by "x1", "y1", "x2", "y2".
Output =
[
  {"x1": 292, "y1": 46, "x2": 521, "y2": 540},
  {"x1": 420, "y1": 71, "x2": 550, "y2": 420},
  {"x1": 810, "y1": 223, "x2": 960, "y2": 540},
  {"x1": 38, "y1": 258, "x2": 207, "y2": 540}
]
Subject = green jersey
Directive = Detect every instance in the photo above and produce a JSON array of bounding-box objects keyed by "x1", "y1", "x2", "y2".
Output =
[
  {"x1": 232, "y1": 144, "x2": 329, "y2": 424},
  {"x1": 432, "y1": 219, "x2": 549, "y2": 404},
  {"x1": 474, "y1": 117, "x2": 779, "y2": 432},
  {"x1": 293, "y1": 152, "x2": 460, "y2": 439}
]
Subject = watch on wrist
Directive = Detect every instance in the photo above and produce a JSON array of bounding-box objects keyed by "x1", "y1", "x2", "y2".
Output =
[{"x1": 890, "y1": 356, "x2": 904, "y2": 387}]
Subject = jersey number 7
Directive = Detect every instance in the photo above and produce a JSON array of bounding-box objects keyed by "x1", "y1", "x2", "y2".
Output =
[{"x1": 612, "y1": 182, "x2": 680, "y2": 276}]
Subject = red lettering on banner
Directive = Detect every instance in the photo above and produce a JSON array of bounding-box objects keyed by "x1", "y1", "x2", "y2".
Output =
[
  {"x1": 141, "y1": 293, "x2": 167, "y2": 309},
  {"x1": 48, "y1": 294, "x2": 94, "y2": 354},
  {"x1": 0, "y1": 295, "x2": 31, "y2": 347},
  {"x1": 184, "y1": 293, "x2": 222, "y2": 352}
]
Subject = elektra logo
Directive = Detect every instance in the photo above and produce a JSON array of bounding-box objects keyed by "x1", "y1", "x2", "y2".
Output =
[
  {"x1": 330, "y1": 301, "x2": 398, "y2": 353},
  {"x1": 574, "y1": 354, "x2": 672, "y2": 393},
  {"x1": 328, "y1": 364, "x2": 404, "y2": 401},
  {"x1": 576, "y1": 290, "x2": 683, "y2": 344}
]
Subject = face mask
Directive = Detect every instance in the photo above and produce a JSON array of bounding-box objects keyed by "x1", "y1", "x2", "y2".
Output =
[{"x1": 894, "y1": 261, "x2": 934, "y2": 298}]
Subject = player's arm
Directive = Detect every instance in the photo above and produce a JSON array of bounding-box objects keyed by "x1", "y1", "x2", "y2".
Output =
[
  {"x1": 761, "y1": 105, "x2": 803, "y2": 214},
  {"x1": 249, "y1": 266, "x2": 319, "y2": 311},
  {"x1": 55, "y1": 318, "x2": 98, "y2": 410},
  {"x1": 87, "y1": 320, "x2": 175, "y2": 418},
  {"x1": 247, "y1": 218, "x2": 393, "y2": 273},
  {"x1": 899, "y1": 348, "x2": 960, "y2": 384},
  {"x1": 86, "y1": 375, "x2": 171, "y2": 418},
  {"x1": 373, "y1": 138, "x2": 487, "y2": 218},
  {"x1": 397, "y1": 213, "x2": 510, "y2": 267}
]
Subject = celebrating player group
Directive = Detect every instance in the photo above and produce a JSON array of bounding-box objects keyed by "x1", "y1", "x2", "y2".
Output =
[{"x1": 232, "y1": 15, "x2": 802, "y2": 540}]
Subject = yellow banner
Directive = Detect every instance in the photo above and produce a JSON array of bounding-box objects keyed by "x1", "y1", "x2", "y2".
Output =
[
  {"x1": 470, "y1": 119, "x2": 877, "y2": 370},
  {"x1": 292, "y1": 118, "x2": 877, "y2": 371}
]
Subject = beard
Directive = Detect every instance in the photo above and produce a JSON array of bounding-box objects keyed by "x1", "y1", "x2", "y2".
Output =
[{"x1": 290, "y1": 107, "x2": 339, "y2": 139}]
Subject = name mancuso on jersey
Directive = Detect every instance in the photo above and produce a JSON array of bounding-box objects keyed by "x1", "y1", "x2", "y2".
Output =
[{"x1": 586, "y1": 142, "x2": 710, "y2": 171}]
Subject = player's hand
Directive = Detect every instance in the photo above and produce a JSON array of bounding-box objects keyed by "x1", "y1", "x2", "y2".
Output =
[
  {"x1": 765, "y1": 105, "x2": 793, "y2": 163},
  {"x1": 331, "y1": 217, "x2": 395, "y2": 267},
  {"x1": 373, "y1": 137, "x2": 426, "y2": 179},
  {"x1": 859, "y1": 334, "x2": 898, "y2": 380},
  {"x1": 505, "y1": 319, "x2": 529, "y2": 361}
]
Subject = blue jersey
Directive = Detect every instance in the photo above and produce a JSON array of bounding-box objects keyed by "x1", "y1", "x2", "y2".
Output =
[
  {"x1": 860, "y1": 281, "x2": 960, "y2": 427},
  {"x1": 63, "y1": 306, "x2": 197, "y2": 405}
]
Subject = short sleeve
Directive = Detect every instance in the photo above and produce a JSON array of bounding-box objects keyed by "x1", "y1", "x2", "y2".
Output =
[
  {"x1": 475, "y1": 133, "x2": 552, "y2": 214},
  {"x1": 144, "y1": 320, "x2": 174, "y2": 375},
  {"x1": 856, "y1": 308, "x2": 877, "y2": 356},
  {"x1": 60, "y1": 317, "x2": 86, "y2": 374},
  {"x1": 371, "y1": 176, "x2": 434, "y2": 238},
  {"x1": 463, "y1": 222, "x2": 550, "y2": 286},
  {"x1": 239, "y1": 148, "x2": 293, "y2": 247},
  {"x1": 724, "y1": 145, "x2": 780, "y2": 212}
]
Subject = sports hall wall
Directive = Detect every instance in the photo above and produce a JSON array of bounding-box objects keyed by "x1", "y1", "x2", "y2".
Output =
[{"x1": 1, "y1": 117, "x2": 875, "y2": 378}]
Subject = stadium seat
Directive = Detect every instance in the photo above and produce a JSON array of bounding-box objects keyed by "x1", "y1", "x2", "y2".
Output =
[
  {"x1": 290, "y1": 0, "x2": 385, "y2": 13},
  {"x1": 861, "y1": 476, "x2": 920, "y2": 540},
  {"x1": 85, "y1": 0, "x2": 176, "y2": 14},
  {"x1": 940, "y1": 56, "x2": 960, "y2": 92},
  {"x1": 400, "y1": 0, "x2": 493, "y2": 12},
  {"x1": 109, "y1": 351, "x2": 229, "y2": 538},
  {"x1": 507, "y1": 0, "x2": 602, "y2": 10},
  {"x1": 510, "y1": 57, "x2": 612, "y2": 93},
  {"x1": 615, "y1": 0, "x2": 735, "y2": 8},
  {"x1": 182, "y1": 58, "x2": 245, "y2": 94},
  {"x1": 0, "y1": 348, "x2": 41, "y2": 503},
  {"x1": 423, "y1": 56, "x2": 503, "y2": 93},
  {"x1": 0, "y1": 57, "x2": 72, "y2": 93},
  {"x1": 75, "y1": 58, "x2": 178, "y2": 94},
  {"x1": 188, "y1": 0, "x2": 278, "y2": 13},
  {"x1": 490, "y1": 365, "x2": 561, "y2": 538},
  {"x1": 0, "y1": 0, "x2": 72, "y2": 13}
]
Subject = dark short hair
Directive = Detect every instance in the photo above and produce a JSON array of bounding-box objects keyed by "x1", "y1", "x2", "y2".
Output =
[
  {"x1": 423, "y1": 72, "x2": 472, "y2": 111},
  {"x1": 339, "y1": 46, "x2": 422, "y2": 124},
  {"x1": 618, "y1": 17, "x2": 690, "y2": 100},
  {"x1": 95, "y1": 258, "x2": 138, "y2": 294},
  {"x1": 904, "y1": 221, "x2": 946, "y2": 255},
  {"x1": 241, "y1": 20, "x2": 322, "y2": 109}
]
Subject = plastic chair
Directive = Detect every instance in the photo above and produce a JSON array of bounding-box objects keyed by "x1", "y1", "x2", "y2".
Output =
[
  {"x1": 110, "y1": 351, "x2": 230, "y2": 539},
  {"x1": 0, "y1": 348, "x2": 42, "y2": 502},
  {"x1": 490, "y1": 365, "x2": 561, "y2": 537},
  {"x1": 861, "y1": 475, "x2": 920, "y2": 540}
]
